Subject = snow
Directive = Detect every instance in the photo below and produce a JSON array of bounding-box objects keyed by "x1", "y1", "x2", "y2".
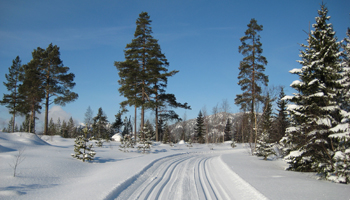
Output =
[
  {"x1": 111, "y1": 133, "x2": 122, "y2": 142},
  {"x1": 289, "y1": 68, "x2": 302, "y2": 74},
  {"x1": 290, "y1": 80, "x2": 303, "y2": 87},
  {"x1": 1, "y1": 132, "x2": 350, "y2": 200}
]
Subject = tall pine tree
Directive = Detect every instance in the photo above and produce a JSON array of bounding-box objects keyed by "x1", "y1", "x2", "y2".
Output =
[
  {"x1": 194, "y1": 111, "x2": 205, "y2": 144},
  {"x1": 18, "y1": 58, "x2": 44, "y2": 133},
  {"x1": 116, "y1": 12, "x2": 189, "y2": 141},
  {"x1": 1, "y1": 56, "x2": 24, "y2": 132},
  {"x1": 33, "y1": 43, "x2": 78, "y2": 135},
  {"x1": 235, "y1": 18, "x2": 269, "y2": 148}
]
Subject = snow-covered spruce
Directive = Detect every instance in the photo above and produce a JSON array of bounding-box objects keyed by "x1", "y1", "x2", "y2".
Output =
[
  {"x1": 137, "y1": 126, "x2": 152, "y2": 153},
  {"x1": 71, "y1": 135, "x2": 96, "y2": 162},
  {"x1": 119, "y1": 135, "x2": 134, "y2": 152},
  {"x1": 281, "y1": 4, "x2": 350, "y2": 182},
  {"x1": 254, "y1": 131, "x2": 276, "y2": 160}
]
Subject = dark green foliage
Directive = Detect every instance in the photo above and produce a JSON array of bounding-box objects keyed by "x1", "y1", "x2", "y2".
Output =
[
  {"x1": 235, "y1": 18, "x2": 269, "y2": 148},
  {"x1": 19, "y1": 60, "x2": 44, "y2": 133},
  {"x1": 92, "y1": 107, "x2": 109, "y2": 140},
  {"x1": 32, "y1": 44, "x2": 78, "y2": 135},
  {"x1": 260, "y1": 94, "x2": 273, "y2": 142},
  {"x1": 116, "y1": 12, "x2": 190, "y2": 141},
  {"x1": 112, "y1": 111, "x2": 123, "y2": 133},
  {"x1": 194, "y1": 111, "x2": 205, "y2": 143},
  {"x1": 274, "y1": 87, "x2": 289, "y2": 142},
  {"x1": 224, "y1": 118, "x2": 232, "y2": 141},
  {"x1": 1, "y1": 56, "x2": 25, "y2": 133},
  {"x1": 235, "y1": 18, "x2": 268, "y2": 115},
  {"x1": 48, "y1": 118, "x2": 56, "y2": 135},
  {"x1": 122, "y1": 116, "x2": 133, "y2": 137},
  {"x1": 162, "y1": 123, "x2": 170, "y2": 144}
]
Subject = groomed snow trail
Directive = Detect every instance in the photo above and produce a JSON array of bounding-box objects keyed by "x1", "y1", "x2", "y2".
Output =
[{"x1": 106, "y1": 152, "x2": 268, "y2": 200}]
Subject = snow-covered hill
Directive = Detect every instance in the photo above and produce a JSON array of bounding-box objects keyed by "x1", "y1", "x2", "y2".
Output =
[
  {"x1": 0, "y1": 132, "x2": 349, "y2": 200},
  {"x1": 170, "y1": 112, "x2": 243, "y2": 136}
]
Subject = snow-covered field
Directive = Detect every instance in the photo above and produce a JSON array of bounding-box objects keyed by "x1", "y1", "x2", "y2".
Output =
[{"x1": 1, "y1": 132, "x2": 349, "y2": 200}]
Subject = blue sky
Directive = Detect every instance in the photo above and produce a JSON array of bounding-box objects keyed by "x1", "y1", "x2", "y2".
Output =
[{"x1": 0, "y1": 0, "x2": 349, "y2": 130}]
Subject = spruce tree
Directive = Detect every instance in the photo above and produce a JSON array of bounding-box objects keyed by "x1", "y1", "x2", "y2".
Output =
[
  {"x1": 61, "y1": 120, "x2": 68, "y2": 138},
  {"x1": 71, "y1": 131, "x2": 96, "y2": 162},
  {"x1": 112, "y1": 111, "x2": 123, "y2": 133},
  {"x1": 326, "y1": 28, "x2": 350, "y2": 183},
  {"x1": 194, "y1": 111, "x2": 205, "y2": 143},
  {"x1": 275, "y1": 87, "x2": 289, "y2": 142},
  {"x1": 84, "y1": 106, "x2": 94, "y2": 130},
  {"x1": 283, "y1": 4, "x2": 344, "y2": 176},
  {"x1": 48, "y1": 118, "x2": 56, "y2": 135},
  {"x1": 67, "y1": 117, "x2": 76, "y2": 138},
  {"x1": 33, "y1": 44, "x2": 78, "y2": 135},
  {"x1": 1, "y1": 56, "x2": 24, "y2": 133},
  {"x1": 92, "y1": 107, "x2": 109, "y2": 140},
  {"x1": 235, "y1": 18, "x2": 269, "y2": 147},
  {"x1": 224, "y1": 118, "x2": 232, "y2": 141},
  {"x1": 261, "y1": 94, "x2": 273, "y2": 142}
]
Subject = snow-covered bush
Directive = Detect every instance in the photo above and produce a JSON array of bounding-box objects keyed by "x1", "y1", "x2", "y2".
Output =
[
  {"x1": 119, "y1": 135, "x2": 134, "y2": 152},
  {"x1": 71, "y1": 135, "x2": 96, "y2": 162},
  {"x1": 186, "y1": 139, "x2": 193, "y2": 148},
  {"x1": 254, "y1": 131, "x2": 276, "y2": 160},
  {"x1": 137, "y1": 126, "x2": 152, "y2": 153},
  {"x1": 95, "y1": 138, "x2": 103, "y2": 147},
  {"x1": 231, "y1": 138, "x2": 236, "y2": 148}
]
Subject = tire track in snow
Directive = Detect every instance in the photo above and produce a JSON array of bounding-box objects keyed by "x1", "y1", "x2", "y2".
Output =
[{"x1": 105, "y1": 152, "x2": 268, "y2": 200}]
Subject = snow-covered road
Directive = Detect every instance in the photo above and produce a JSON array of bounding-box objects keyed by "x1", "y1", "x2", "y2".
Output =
[{"x1": 106, "y1": 152, "x2": 267, "y2": 200}]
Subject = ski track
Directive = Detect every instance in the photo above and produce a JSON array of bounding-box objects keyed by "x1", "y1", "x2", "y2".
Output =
[{"x1": 105, "y1": 152, "x2": 268, "y2": 200}]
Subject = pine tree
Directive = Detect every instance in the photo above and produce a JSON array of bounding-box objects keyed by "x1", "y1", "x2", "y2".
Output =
[
  {"x1": 33, "y1": 44, "x2": 78, "y2": 135},
  {"x1": 112, "y1": 111, "x2": 123, "y2": 133},
  {"x1": 275, "y1": 87, "x2": 289, "y2": 142},
  {"x1": 224, "y1": 118, "x2": 232, "y2": 141},
  {"x1": 119, "y1": 135, "x2": 134, "y2": 152},
  {"x1": 18, "y1": 59, "x2": 44, "y2": 134},
  {"x1": 7, "y1": 117, "x2": 14, "y2": 133},
  {"x1": 235, "y1": 18, "x2": 269, "y2": 148},
  {"x1": 67, "y1": 117, "x2": 76, "y2": 138},
  {"x1": 162, "y1": 123, "x2": 171, "y2": 144},
  {"x1": 84, "y1": 106, "x2": 94, "y2": 130},
  {"x1": 326, "y1": 28, "x2": 350, "y2": 183},
  {"x1": 1, "y1": 56, "x2": 24, "y2": 133},
  {"x1": 20, "y1": 114, "x2": 33, "y2": 133},
  {"x1": 115, "y1": 12, "x2": 190, "y2": 141},
  {"x1": 137, "y1": 126, "x2": 152, "y2": 153},
  {"x1": 48, "y1": 118, "x2": 56, "y2": 135},
  {"x1": 144, "y1": 119, "x2": 155, "y2": 140},
  {"x1": 61, "y1": 120, "x2": 68, "y2": 138},
  {"x1": 255, "y1": 131, "x2": 276, "y2": 160},
  {"x1": 122, "y1": 116, "x2": 133, "y2": 137},
  {"x1": 71, "y1": 131, "x2": 96, "y2": 162},
  {"x1": 92, "y1": 107, "x2": 109, "y2": 140},
  {"x1": 194, "y1": 111, "x2": 205, "y2": 143},
  {"x1": 283, "y1": 4, "x2": 344, "y2": 176},
  {"x1": 260, "y1": 94, "x2": 273, "y2": 142}
]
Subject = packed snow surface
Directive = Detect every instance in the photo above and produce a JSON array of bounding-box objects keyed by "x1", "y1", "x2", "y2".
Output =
[{"x1": 1, "y1": 132, "x2": 349, "y2": 200}]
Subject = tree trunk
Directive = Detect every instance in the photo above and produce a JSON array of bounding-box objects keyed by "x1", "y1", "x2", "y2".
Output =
[
  {"x1": 44, "y1": 92, "x2": 49, "y2": 135},
  {"x1": 134, "y1": 105, "x2": 137, "y2": 141}
]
